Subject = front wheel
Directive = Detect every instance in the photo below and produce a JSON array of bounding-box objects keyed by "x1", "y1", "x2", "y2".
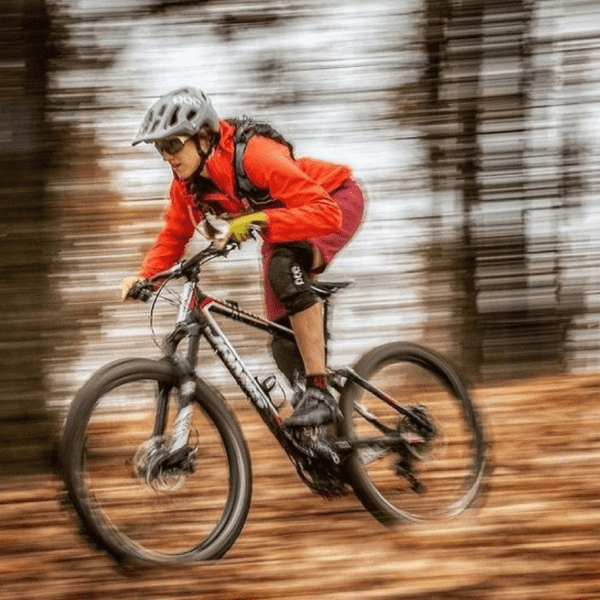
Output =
[
  {"x1": 61, "y1": 358, "x2": 252, "y2": 565},
  {"x1": 339, "y1": 343, "x2": 486, "y2": 525}
]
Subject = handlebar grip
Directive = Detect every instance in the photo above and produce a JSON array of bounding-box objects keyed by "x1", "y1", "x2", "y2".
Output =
[{"x1": 128, "y1": 280, "x2": 152, "y2": 302}]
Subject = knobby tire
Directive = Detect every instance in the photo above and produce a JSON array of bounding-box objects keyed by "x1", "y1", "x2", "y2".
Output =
[
  {"x1": 60, "y1": 358, "x2": 252, "y2": 565},
  {"x1": 339, "y1": 342, "x2": 486, "y2": 525}
]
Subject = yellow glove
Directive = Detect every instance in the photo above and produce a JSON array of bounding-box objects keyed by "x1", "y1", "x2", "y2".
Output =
[{"x1": 227, "y1": 212, "x2": 268, "y2": 244}]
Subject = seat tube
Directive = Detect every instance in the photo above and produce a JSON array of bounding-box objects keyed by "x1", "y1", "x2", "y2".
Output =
[{"x1": 322, "y1": 298, "x2": 331, "y2": 367}]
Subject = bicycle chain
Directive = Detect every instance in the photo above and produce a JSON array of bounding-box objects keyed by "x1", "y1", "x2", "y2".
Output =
[{"x1": 284, "y1": 428, "x2": 349, "y2": 497}]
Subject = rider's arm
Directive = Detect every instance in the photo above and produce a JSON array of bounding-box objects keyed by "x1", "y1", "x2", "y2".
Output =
[
  {"x1": 241, "y1": 136, "x2": 348, "y2": 243},
  {"x1": 139, "y1": 180, "x2": 197, "y2": 279}
]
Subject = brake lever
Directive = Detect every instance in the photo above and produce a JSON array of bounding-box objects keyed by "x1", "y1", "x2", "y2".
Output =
[
  {"x1": 248, "y1": 224, "x2": 263, "y2": 240},
  {"x1": 210, "y1": 239, "x2": 240, "y2": 256},
  {"x1": 204, "y1": 213, "x2": 230, "y2": 251}
]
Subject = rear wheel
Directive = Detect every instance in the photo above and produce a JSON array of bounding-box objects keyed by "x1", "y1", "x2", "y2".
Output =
[
  {"x1": 340, "y1": 343, "x2": 486, "y2": 525},
  {"x1": 61, "y1": 358, "x2": 252, "y2": 565}
]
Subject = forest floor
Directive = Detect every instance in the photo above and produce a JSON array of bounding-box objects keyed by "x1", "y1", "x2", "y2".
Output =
[{"x1": 2, "y1": 374, "x2": 600, "y2": 600}]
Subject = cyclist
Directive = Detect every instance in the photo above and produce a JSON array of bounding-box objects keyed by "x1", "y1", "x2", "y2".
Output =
[{"x1": 122, "y1": 87, "x2": 365, "y2": 429}]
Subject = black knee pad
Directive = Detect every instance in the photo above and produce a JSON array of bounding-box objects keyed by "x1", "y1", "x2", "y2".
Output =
[{"x1": 268, "y1": 242, "x2": 317, "y2": 316}]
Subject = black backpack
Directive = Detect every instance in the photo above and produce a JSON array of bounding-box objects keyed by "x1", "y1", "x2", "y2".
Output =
[{"x1": 226, "y1": 117, "x2": 295, "y2": 207}]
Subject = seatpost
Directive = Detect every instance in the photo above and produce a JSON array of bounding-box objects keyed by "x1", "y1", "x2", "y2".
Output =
[{"x1": 322, "y1": 297, "x2": 331, "y2": 367}]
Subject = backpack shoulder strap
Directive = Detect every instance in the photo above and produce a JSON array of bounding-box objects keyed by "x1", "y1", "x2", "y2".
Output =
[{"x1": 226, "y1": 117, "x2": 294, "y2": 206}]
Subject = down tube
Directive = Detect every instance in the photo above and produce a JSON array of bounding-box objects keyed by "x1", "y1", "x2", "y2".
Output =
[{"x1": 200, "y1": 313, "x2": 283, "y2": 430}]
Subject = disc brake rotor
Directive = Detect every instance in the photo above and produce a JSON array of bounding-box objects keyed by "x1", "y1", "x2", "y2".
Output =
[{"x1": 133, "y1": 436, "x2": 191, "y2": 492}]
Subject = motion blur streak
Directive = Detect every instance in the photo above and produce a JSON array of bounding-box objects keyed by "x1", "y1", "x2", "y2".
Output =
[{"x1": 1, "y1": 0, "x2": 600, "y2": 598}]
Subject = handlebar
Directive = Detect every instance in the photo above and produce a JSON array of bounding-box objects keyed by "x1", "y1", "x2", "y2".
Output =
[
  {"x1": 126, "y1": 214, "x2": 263, "y2": 302},
  {"x1": 125, "y1": 241, "x2": 236, "y2": 302},
  {"x1": 147, "y1": 219, "x2": 262, "y2": 285},
  {"x1": 150, "y1": 240, "x2": 239, "y2": 284}
]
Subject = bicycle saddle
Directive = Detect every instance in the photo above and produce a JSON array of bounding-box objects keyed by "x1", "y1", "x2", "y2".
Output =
[{"x1": 311, "y1": 280, "x2": 353, "y2": 298}]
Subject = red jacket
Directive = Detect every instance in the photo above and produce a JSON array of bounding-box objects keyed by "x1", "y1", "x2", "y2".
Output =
[{"x1": 140, "y1": 119, "x2": 351, "y2": 278}]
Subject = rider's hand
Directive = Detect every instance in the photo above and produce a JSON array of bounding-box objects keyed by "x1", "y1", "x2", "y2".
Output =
[
  {"x1": 121, "y1": 275, "x2": 150, "y2": 302},
  {"x1": 226, "y1": 212, "x2": 268, "y2": 245}
]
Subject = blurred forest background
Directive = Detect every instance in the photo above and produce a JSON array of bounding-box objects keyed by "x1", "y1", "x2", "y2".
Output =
[{"x1": 2, "y1": 0, "x2": 600, "y2": 475}]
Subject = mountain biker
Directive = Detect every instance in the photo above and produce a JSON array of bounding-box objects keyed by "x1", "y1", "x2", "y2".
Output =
[{"x1": 122, "y1": 87, "x2": 365, "y2": 429}]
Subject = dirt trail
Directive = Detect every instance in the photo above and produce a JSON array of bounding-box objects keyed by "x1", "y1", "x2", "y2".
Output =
[{"x1": 2, "y1": 375, "x2": 600, "y2": 599}]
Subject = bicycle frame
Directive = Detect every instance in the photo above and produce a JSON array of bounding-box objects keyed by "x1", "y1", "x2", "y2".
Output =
[
  {"x1": 164, "y1": 278, "x2": 298, "y2": 434},
  {"x1": 59, "y1": 239, "x2": 485, "y2": 567},
  {"x1": 148, "y1": 243, "x2": 425, "y2": 456}
]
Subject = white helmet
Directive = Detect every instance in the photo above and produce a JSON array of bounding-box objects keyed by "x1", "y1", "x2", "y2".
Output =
[{"x1": 132, "y1": 87, "x2": 219, "y2": 146}]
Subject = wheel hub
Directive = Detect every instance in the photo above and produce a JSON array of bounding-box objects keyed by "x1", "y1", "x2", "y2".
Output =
[{"x1": 133, "y1": 436, "x2": 197, "y2": 492}]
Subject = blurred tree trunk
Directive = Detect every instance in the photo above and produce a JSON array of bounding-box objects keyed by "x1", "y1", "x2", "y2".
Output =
[
  {"x1": 0, "y1": 0, "x2": 57, "y2": 474},
  {"x1": 413, "y1": 0, "x2": 581, "y2": 381},
  {"x1": 419, "y1": 0, "x2": 486, "y2": 377},
  {"x1": 452, "y1": 0, "x2": 485, "y2": 376}
]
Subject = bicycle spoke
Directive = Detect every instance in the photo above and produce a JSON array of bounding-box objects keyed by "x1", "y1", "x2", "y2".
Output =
[
  {"x1": 341, "y1": 343, "x2": 486, "y2": 523},
  {"x1": 62, "y1": 359, "x2": 251, "y2": 564},
  {"x1": 82, "y1": 380, "x2": 231, "y2": 556}
]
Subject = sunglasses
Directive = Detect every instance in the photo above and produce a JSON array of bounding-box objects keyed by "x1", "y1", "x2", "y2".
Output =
[{"x1": 154, "y1": 136, "x2": 190, "y2": 156}]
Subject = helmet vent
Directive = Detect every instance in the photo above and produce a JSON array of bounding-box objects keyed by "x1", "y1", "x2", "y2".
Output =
[
  {"x1": 169, "y1": 107, "x2": 180, "y2": 127},
  {"x1": 132, "y1": 87, "x2": 219, "y2": 145}
]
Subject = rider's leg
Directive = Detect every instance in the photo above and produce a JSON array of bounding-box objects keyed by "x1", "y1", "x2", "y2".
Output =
[
  {"x1": 288, "y1": 302, "x2": 343, "y2": 426},
  {"x1": 289, "y1": 298, "x2": 325, "y2": 376},
  {"x1": 267, "y1": 243, "x2": 340, "y2": 427},
  {"x1": 264, "y1": 179, "x2": 366, "y2": 426},
  {"x1": 269, "y1": 249, "x2": 325, "y2": 384},
  {"x1": 270, "y1": 317, "x2": 304, "y2": 386}
]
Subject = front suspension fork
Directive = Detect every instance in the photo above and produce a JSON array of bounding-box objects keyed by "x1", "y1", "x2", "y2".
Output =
[{"x1": 153, "y1": 319, "x2": 203, "y2": 451}]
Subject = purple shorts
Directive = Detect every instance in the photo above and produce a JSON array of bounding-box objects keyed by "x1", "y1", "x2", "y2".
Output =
[{"x1": 261, "y1": 178, "x2": 366, "y2": 321}]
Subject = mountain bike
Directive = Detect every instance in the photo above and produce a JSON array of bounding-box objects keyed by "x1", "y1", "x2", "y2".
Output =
[{"x1": 60, "y1": 236, "x2": 487, "y2": 566}]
